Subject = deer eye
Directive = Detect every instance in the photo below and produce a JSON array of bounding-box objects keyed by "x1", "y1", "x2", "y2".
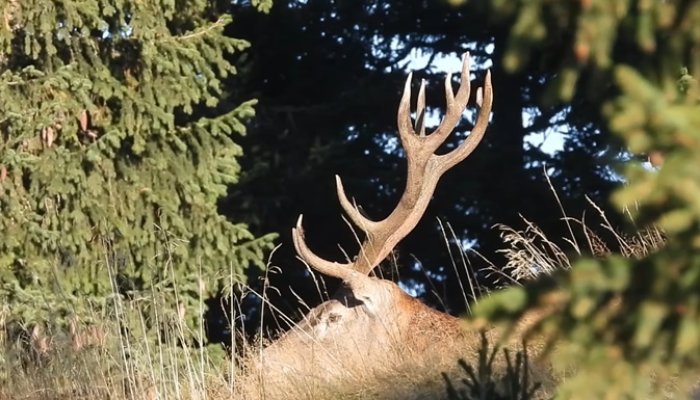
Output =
[{"x1": 327, "y1": 313, "x2": 341, "y2": 323}]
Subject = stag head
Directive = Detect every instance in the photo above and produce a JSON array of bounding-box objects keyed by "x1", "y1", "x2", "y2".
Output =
[{"x1": 245, "y1": 53, "x2": 496, "y2": 398}]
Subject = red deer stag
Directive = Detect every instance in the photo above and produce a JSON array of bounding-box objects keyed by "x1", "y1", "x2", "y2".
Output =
[{"x1": 246, "y1": 53, "x2": 496, "y2": 398}]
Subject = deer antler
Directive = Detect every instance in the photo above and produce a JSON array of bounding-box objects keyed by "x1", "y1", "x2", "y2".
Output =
[{"x1": 292, "y1": 52, "x2": 493, "y2": 283}]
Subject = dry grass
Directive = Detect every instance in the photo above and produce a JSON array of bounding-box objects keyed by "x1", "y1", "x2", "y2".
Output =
[
  {"x1": 0, "y1": 297, "x2": 549, "y2": 400},
  {"x1": 486, "y1": 196, "x2": 665, "y2": 285},
  {"x1": 0, "y1": 304, "x2": 236, "y2": 400},
  {"x1": 236, "y1": 324, "x2": 553, "y2": 400},
  {"x1": 0, "y1": 189, "x2": 667, "y2": 399},
  {"x1": 0, "y1": 256, "x2": 550, "y2": 400}
]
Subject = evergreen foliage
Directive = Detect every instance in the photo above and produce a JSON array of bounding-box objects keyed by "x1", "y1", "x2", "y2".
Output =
[
  {"x1": 0, "y1": 0, "x2": 275, "y2": 338},
  {"x1": 473, "y1": 1, "x2": 700, "y2": 397}
]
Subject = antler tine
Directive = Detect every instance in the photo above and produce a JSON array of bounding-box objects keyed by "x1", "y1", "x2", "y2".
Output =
[
  {"x1": 435, "y1": 69, "x2": 493, "y2": 173},
  {"x1": 397, "y1": 72, "x2": 418, "y2": 150},
  {"x1": 292, "y1": 215, "x2": 357, "y2": 281},
  {"x1": 335, "y1": 175, "x2": 378, "y2": 232},
  {"x1": 425, "y1": 52, "x2": 472, "y2": 153},
  {"x1": 444, "y1": 72, "x2": 454, "y2": 107},
  {"x1": 415, "y1": 79, "x2": 427, "y2": 137}
]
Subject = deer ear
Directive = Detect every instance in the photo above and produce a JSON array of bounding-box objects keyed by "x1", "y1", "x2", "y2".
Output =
[
  {"x1": 359, "y1": 295, "x2": 379, "y2": 317},
  {"x1": 356, "y1": 280, "x2": 397, "y2": 317},
  {"x1": 348, "y1": 280, "x2": 379, "y2": 316}
]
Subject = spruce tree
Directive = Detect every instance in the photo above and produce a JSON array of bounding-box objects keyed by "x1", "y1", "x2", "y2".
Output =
[
  {"x1": 472, "y1": 1, "x2": 700, "y2": 397},
  {"x1": 0, "y1": 0, "x2": 274, "y2": 336}
]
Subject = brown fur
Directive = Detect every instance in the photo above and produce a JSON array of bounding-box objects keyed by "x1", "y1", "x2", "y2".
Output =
[{"x1": 241, "y1": 278, "x2": 552, "y2": 399}]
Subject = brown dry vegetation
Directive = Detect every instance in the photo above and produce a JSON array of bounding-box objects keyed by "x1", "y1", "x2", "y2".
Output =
[
  {"x1": 0, "y1": 201, "x2": 667, "y2": 400},
  {"x1": 238, "y1": 281, "x2": 553, "y2": 400}
]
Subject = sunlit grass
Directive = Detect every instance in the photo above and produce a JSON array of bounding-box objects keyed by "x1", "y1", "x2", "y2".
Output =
[{"x1": 0, "y1": 188, "x2": 669, "y2": 399}]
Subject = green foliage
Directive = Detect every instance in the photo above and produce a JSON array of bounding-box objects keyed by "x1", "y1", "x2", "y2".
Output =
[
  {"x1": 475, "y1": 3, "x2": 700, "y2": 397},
  {"x1": 252, "y1": 0, "x2": 274, "y2": 13},
  {"x1": 0, "y1": 1, "x2": 275, "y2": 339},
  {"x1": 485, "y1": 0, "x2": 700, "y2": 103},
  {"x1": 609, "y1": 67, "x2": 700, "y2": 237},
  {"x1": 444, "y1": 332, "x2": 544, "y2": 400}
]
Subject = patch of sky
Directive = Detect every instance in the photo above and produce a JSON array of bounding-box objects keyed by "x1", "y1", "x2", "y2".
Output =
[
  {"x1": 399, "y1": 262, "x2": 462, "y2": 298},
  {"x1": 289, "y1": 0, "x2": 308, "y2": 7},
  {"x1": 399, "y1": 280, "x2": 425, "y2": 297},
  {"x1": 523, "y1": 106, "x2": 568, "y2": 155}
]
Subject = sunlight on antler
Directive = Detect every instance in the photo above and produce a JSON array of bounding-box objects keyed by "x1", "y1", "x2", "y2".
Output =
[{"x1": 293, "y1": 52, "x2": 493, "y2": 277}]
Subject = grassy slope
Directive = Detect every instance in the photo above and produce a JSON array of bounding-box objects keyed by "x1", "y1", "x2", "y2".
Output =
[{"x1": 0, "y1": 199, "x2": 667, "y2": 400}]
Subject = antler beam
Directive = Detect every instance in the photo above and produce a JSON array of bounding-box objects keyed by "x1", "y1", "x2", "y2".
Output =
[{"x1": 292, "y1": 52, "x2": 493, "y2": 280}]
